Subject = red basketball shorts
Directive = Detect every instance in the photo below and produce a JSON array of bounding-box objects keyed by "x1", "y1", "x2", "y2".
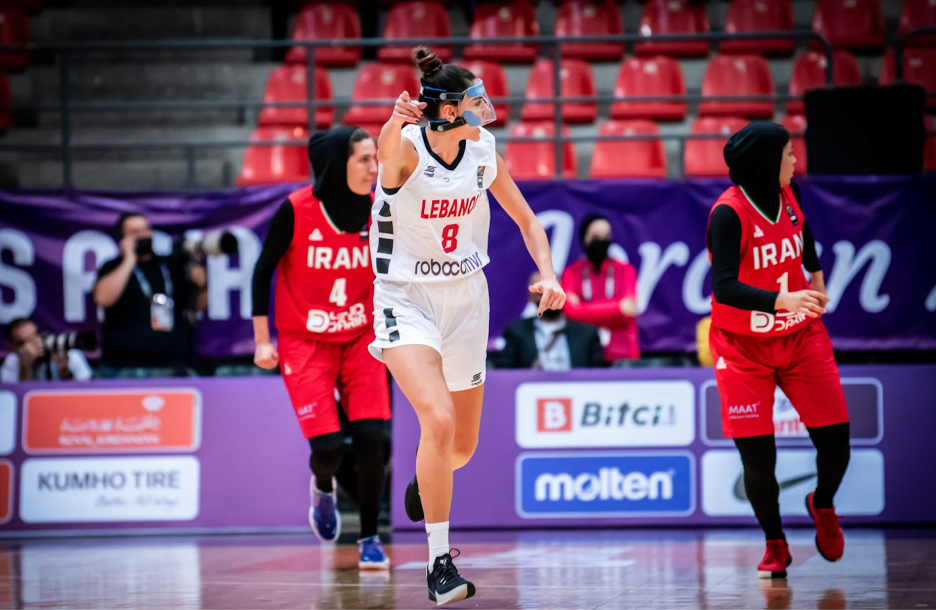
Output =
[
  {"x1": 709, "y1": 320, "x2": 849, "y2": 438},
  {"x1": 277, "y1": 329, "x2": 391, "y2": 439}
]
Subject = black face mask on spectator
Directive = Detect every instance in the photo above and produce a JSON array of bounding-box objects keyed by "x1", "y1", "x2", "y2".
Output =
[
  {"x1": 134, "y1": 237, "x2": 153, "y2": 257},
  {"x1": 540, "y1": 308, "x2": 563, "y2": 321},
  {"x1": 585, "y1": 238, "x2": 611, "y2": 270},
  {"x1": 308, "y1": 126, "x2": 372, "y2": 234}
]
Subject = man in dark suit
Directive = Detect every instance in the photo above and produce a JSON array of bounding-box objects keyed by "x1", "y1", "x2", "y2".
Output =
[{"x1": 496, "y1": 272, "x2": 607, "y2": 370}]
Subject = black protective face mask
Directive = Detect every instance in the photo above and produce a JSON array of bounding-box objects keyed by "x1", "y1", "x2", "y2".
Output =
[
  {"x1": 134, "y1": 237, "x2": 153, "y2": 257},
  {"x1": 540, "y1": 308, "x2": 563, "y2": 321},
  {"x1": 585, "y1": 238, "x2": 611, "y2": 270}
]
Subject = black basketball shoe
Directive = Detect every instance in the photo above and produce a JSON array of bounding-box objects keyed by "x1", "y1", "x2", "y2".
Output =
[
  {"x1": 426, "y1": 550, "x2": 475, "y2": 606},
  {"x1": 404, "y1": 475, "x2": 425, "y2": 522}
]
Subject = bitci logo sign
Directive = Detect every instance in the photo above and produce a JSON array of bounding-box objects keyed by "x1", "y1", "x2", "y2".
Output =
[
  {"x1": 516, "y1": 381, "x2": 695, "y2": 448},
  {"x1": 537, "y1": 398, "x2": 572, "y2": 432}
]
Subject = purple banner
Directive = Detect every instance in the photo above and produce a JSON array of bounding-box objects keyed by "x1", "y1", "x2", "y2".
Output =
[
  {"x1": 391, "y1": 365, "x2": 936, "y2": 530},
  {"x1": 1, "y1": 176, "x2": 934, "y2": 356},
  {"x1": 0, "y1": 378, "x2": 313, "y2": 534}
]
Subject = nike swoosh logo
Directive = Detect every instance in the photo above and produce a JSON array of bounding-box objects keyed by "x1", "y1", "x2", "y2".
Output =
[{"x1": 733, "y1": 472, "x2": 817, "y2": 502}]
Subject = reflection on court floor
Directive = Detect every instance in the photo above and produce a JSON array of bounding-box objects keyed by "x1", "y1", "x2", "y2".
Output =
[{"x1": 0, "y1": 528, "x2": 929, "y2": 609}]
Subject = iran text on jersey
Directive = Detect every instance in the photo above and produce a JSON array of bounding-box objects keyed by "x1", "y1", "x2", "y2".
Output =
[{"x1": 371, "y1": 125, "x2": 498, "y2": 283}]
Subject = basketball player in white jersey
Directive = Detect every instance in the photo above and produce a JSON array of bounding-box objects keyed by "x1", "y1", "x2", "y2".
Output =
[{"x1": 370, "y1": 46, "x2": 565, "y2": 605}]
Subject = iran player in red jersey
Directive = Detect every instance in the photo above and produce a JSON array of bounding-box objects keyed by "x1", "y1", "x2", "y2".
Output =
[
  {"x1": 707, "y1": 122, "x2": 850, "y2": 579},
  {"x1": 251, "y1": 126, "x2": 391, "y2": 569}
]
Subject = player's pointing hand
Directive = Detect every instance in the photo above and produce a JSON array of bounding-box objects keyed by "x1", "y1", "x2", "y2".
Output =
[
  {"x1": 530, "y1": 275, "x2": 567, "y2": 317},
  {"x1": 391, "y1": 91, "x2": 426, "y2": 126}
]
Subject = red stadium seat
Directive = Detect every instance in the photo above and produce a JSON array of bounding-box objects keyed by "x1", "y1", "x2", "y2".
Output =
[
  {"x1": 900, "y1": 0, "x2": 936, "y2": 47},
  {"x1": 610, "y1": 56, "x2": 686, "y2": 122},
  {"x1": 237, "y1": 127, "x2": 310, "y2": 186},
  {"x1": 0, "y1": 73, "x2": 11, "y2": 134},
  {"x1": 925, "y1": 115, "x2": 936, "y2": 172},
  {"x1": 555, "y1": 0, "x2": 624, "y2": 62},
  {"x1": 0, "y1": 0, "x2": 42, "y2": 15},
  {"x1": 590, "y1": 120, "x2": 667, "y2": 178},
  {"x1": 812, "y1": 0, "x2": 885, "y2": 52},
  {"x1": 635, "y1": 0, "x2": 710, "y2": 58},
  {"x1": 521, "y1": 59, "x2": 597, "y2": 124},
  {"x1": 685, "y1": 117, "x2": 749, "y2": 177},
  {"x1": 464, "y1": 1, "x2": 539, "y2": 64},
  {"x1": 699, "y1": 54, "x2": 775, "y2": 119},
  {"x1": 343, "y1": 63, "x2": 420, "y2": 130},
  {"x1": 721, "y1": 0, "x2": 796, "y2": 56},
  {"x1": 0, "y1": 11, "x2": 30, "y2": 73},
  {"x1": 458, "y1": 60, "x2": 509, "y2": 126},
  {"x1": 786, "y1": 50, "x2": 861, "y2": 115},
  {"x1": 780, "y1": 114, "x2": 807, "y2": 174},
  {"x1": 505, "y1": 122, "x2": 577, "y2": 179},
  {"x1": 880, "y1": 48, "x2": 936, "y2": 111},
  {"x1": 285, "y1": 4, "x2": 362, "y2": 68},
  {"x1": 258, "y1": 65, "x2": 334, "y2": 130},
  {"x1": 378, "y1": 2, "x2": 452, "y2": 63}
]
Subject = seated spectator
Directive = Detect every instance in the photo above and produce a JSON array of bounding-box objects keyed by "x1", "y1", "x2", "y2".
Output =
[
  {"x1": 696, "y1": 316, "x2": 714, "y2": 367},
  {"x1": 561, "y1": 214, "x2": 640, "y2": 365},
  {"x1": 93, "y1": 213, "x2": 207, "y2": 378},
  {"x1": 496, "y1": 272, "x2": 605, "y2": 370},
  {"x1": 1, "y1": 318, "x2": 92, "y2": 382}
]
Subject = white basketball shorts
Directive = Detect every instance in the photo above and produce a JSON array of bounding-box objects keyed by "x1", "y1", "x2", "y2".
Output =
[{"x1": 369, "y1": 271, "x2": 489, "y2": 392}]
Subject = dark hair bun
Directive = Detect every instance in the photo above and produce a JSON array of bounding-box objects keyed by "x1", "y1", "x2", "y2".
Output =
[{"x1": 413, "y1": 46, "x2": 443, "y2": 78}]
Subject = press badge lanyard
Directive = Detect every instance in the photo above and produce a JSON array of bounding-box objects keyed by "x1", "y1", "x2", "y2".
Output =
[
  {"x1": 133, "y1": 264, "x2": 173, "y2": 300},
  {"x1": 134, "y1": 264, "x2": 175, "y2": 332},
  {"x1": 581, "y1": 263, "x2": 614, "y2": 302}
]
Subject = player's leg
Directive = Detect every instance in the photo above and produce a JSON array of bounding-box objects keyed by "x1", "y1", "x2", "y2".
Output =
[
  {"x1": 441, "y1": 271, "x2": 490, "y2": 472},
  {"x1": 710, "y1": 326, "x2": 791, "y2": 578},
  {"x1": 777, "y1": 320, "x2": 850, "y2": 561},
  {"x1": 338, "y1": 330, "x2": 392, "y2": 569},
  {"x1": 278, "y1": 335, "x2": 344, "y2": 543},
  {"x1": 451, "y1": 386, "x2": 483, "y2": 470}
]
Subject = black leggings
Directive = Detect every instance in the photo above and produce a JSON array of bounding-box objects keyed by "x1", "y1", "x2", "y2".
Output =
[
  {"x1": 309, "y1": 419, "x2": 387, "y2": 538},
  {"x1": 734, "y1": 422, "x2": 850, "y2": 540}
]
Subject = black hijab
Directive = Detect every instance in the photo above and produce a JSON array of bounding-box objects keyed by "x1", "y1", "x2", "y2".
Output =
[
  {"x1": 723, "y1": 122, "x2": 790, "y2": 218},
  {"x1": 308, "y1": 125, "x2": 372, "y2": 233}
]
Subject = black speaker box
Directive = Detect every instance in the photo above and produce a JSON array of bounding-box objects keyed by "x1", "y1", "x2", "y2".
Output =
[{"x1": 804, "y1": 84, "x2": 926, "y2": 175}]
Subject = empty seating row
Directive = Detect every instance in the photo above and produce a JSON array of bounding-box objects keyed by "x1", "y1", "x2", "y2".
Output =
[
  {"x1": 260, "y1": 49, "x2": 925, "y2": 135},
  {"x1": 236, "y1": 115, "x2": 816, "y2": 185},
  {"x1": 286, "y1": 0, "x2": 935, "y2": 68}
]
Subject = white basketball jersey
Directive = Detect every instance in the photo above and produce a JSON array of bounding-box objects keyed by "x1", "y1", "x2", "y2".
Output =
[{"x1": 371, "y1": 125, "x2": 498, "y2": 283}]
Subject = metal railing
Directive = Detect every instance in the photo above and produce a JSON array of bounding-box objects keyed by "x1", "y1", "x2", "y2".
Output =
[{"x1": 1, "y1": 30, "x2": 836, "y2": 187}]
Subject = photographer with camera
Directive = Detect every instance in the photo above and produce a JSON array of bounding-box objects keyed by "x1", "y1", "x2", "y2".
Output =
[
  {"x1": 1, "y1": 318, "x2": 93, "y2": 382},
  {"x1": 93, "y1": 212, "x2": 208, "y2": 378}
]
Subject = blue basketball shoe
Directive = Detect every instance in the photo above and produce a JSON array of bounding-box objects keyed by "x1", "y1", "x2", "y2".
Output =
[
  {"x1": 309, "y1": 476, "x2": 340, "y2": 543},
  {"x1": 358, "y1": 535, "x2": 390, "y2": 570}
]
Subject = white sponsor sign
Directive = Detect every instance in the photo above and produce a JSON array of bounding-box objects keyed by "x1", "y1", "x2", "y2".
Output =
[
  {"x1": 0, "y1": 391, "x2": 14, "y2": 455},
  {"x1": 19, "y1": 456, "x2": 200, "y2": 523},
  {"x1": 516, "y1": 381, "x2": 695, "y2": 448},
  {"x1": 701, "y1": 449, "x2": 884, "y2": 517}
]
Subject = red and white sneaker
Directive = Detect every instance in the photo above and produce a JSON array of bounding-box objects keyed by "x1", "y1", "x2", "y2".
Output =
[
  {"x1": 757, "y1": 539, "x2": 792, "y2": 579},
  {"x1": 806, "y1": 492, "x2": 844, "y2": 562}
]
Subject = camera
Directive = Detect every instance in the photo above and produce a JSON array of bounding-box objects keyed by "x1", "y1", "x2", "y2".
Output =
[
  {"x1": 173, "y1": 230, "x2": 239, "y2": 262},
  {"x1": 39, "y1": 330, "x2": 98, "y2": 354}
]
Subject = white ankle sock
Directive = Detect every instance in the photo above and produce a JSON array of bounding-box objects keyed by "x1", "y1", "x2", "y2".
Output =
[{"x1": 426, "y1": 521, "x2": 450, "y2": 570}]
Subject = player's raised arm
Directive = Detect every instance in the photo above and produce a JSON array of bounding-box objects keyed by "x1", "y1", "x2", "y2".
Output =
[
  {"x1": 377, "y1": 91, "x2": 423, "y2": 190},
  {"x1": 489, "y1": 152, "x2": 566, "y2": 316}
]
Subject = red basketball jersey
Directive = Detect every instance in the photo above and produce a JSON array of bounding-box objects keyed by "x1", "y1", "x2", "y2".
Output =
[
  {"x1": 708, "y1": 184, "x2": 813, "y2": 337},
  {"x1": 275, "y1": 186, "x2": 375, "y2": 342}
]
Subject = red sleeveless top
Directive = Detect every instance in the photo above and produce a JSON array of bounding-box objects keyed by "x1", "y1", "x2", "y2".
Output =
[
  {"x1": 707, "y1": 184, "x2": 813, "y2": 337},
  {"x1": 275, "y1": 186, "x2": 375, "y2": 342}
]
